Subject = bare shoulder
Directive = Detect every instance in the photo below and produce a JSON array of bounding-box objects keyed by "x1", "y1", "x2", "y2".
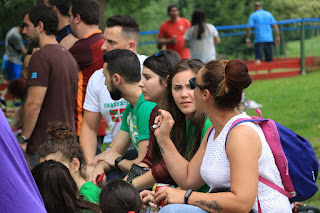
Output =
[{"x1": 226, "y1": 124, "x2": 262, "y2": 153}]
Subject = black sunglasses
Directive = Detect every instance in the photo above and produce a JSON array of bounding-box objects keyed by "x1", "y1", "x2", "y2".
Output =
[
  {"x1": 189, "y1": 77, "x2": 205, "y2": 90},
  {"x1": 155, "y1": 51, "x2": 173, "y2": 73}
]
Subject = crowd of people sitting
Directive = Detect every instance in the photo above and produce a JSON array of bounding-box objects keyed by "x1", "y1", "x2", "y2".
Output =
[{"x1": 0, "y1": 0, "x2": 295, "y2": 213}]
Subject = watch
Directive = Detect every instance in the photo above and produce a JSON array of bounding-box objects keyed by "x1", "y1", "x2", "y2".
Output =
[
  {"x1": 184, "y1": 189, "x2": 194, "y2": 204},
  {"x1": 127, "y1": 178, "x2": 135, "y2": 185},
  {"x1": 19, "y1": 136, "x2": 29, "y2": 144},
  {"x1": 114, "y1": 156, "x2": 124, "y2": 169}
]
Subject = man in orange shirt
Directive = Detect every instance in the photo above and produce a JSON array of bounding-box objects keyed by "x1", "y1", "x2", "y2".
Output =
[
  {"x1": 69, "y1": 0, "x2": 106, "y2": 144},
  {"x1": 158, "y1": 4, "x2": 190, "y2": 59}
]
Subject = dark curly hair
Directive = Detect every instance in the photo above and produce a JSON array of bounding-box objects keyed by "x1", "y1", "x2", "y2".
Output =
[{"x1": 38, "y1": 121, "x2": 86, "y2": 177}]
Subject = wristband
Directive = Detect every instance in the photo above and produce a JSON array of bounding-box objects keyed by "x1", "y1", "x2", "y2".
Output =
[
  {"x1": 114, "y1": 156, "x2": 123, "y2": 169},
  {"x1": 245, "y1": 38, "x2": 251, "y2": 42},
  {"x1": 184, "y1": 189, "x2": 194, "y2": 204},
  {"x1": 19, "y1": 136, "x2": 29, "y2": 144}
]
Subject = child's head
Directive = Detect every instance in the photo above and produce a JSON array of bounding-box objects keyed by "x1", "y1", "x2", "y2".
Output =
[
  {"x1": 100, "y1": 179, "x2": 141, "y2": 213},
  {"x1": 8, "y1": 79, "x2": 27, "y2": 99},
  {"x1": 31, "y1": 160, "x2": 100, "y2": 213},
  {"x1": 38, "y1": 121, "x2": 86, "y2": 178}
]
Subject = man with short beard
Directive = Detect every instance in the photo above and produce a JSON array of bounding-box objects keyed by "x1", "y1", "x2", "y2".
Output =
[
  {"x1": 80, "y1": 15, "x2": 147, "y2": 179},
  {"x1": 20, "y1": 5, "x2": 78, "y2": 166},
  {"x1": 90, "y1": 49, "x2": 156, "y2": 183}
]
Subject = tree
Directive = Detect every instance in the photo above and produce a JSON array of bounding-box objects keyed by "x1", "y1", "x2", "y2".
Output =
[
  {"x1": 0, "y1": 0, "x2": 35, "y2": 57},
  {"x1": 0, "y1": 0, "x2": 35, "y2": 41}
]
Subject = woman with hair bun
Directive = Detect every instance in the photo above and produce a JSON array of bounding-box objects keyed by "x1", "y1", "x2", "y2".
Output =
[
  {"x1": 153, "y1": 59, "x2": 291, "y2": 212},
  {"x1": 38, "y1": 121, "x2": 101, "y2": 204}
]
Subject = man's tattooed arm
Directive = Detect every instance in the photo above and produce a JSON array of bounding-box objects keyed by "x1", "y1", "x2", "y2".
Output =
[{"x1": 195, "y1": 200, "x2": 222, "y2": 212}]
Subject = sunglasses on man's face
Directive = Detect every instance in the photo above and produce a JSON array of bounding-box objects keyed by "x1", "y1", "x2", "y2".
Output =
[{"x1": 189, "y1": 77, "x2": 205, "y2": 90}]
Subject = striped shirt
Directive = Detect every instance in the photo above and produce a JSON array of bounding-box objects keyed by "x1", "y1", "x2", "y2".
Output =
[{"x1": 248, "y1": 9, "x2": 277, "y2": 43}]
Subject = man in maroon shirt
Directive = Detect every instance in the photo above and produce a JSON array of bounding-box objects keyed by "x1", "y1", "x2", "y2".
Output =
[
  {"x1": 20, "y1": 5, "x2": 78, "y2": 166},
  {"x1": 68, "y1": 0, "x2": 106, "y2": 144}
]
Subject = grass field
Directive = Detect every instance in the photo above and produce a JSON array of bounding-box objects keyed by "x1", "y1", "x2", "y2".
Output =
[
  {"x1": 245, "y1": 70, "x2": 320, "y2": 206},
  {"x1": 284, "y1": 34, "x2": 320, "y2": 58}
]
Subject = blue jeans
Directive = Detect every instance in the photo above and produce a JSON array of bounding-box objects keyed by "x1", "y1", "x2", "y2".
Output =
[
  {"x1": 159, "y1": 204, "x2": 208, "y2": 213},
  {"x1": 254, "y1": 42, "x2": 273, "y2": 62}
]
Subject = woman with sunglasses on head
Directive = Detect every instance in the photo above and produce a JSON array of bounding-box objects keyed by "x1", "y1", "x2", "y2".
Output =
[
  {"x1": 125, "y1": 50, "x2": 180, "y2": 188},
  {"x1": 132, "y1": 55, "x2": 211, "y2": 192},
  {"x1": 153, "y1": 60, "x2": 291, "y2": 212}
]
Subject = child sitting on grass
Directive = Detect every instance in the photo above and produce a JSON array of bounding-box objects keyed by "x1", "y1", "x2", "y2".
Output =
[{"x1": 38, "y1": 121, "x2": 101, "y2": 204}]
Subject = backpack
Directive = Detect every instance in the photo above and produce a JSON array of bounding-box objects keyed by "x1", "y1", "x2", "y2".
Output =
[{"x1": 226, "y1": 109, "x2": 319, "y2": 202}]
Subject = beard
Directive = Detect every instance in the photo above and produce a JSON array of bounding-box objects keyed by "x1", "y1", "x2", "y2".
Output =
[
  {"x1": 110, "y1": 88, "x2": 122, "y2": 100},
  {"x1": 28, "y1": 36, "x2": 40, "y2": 48},
  {"x1": 109, "y1": 81, "x2": 122, "y2": 100}
]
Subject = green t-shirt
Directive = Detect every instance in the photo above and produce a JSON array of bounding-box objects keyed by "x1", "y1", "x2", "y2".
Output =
[
  {"x1": 78, "y1": 182, "x2": 101, "y2": 204},
  {"x1": 186, "y1": 117, "x2": 212, "y2": 193},
  {"x1": 185, "y1": 117, "x2": 212, "y2": 152},
  {"x1": 120, "y1": 93, "x2": 156, "y2": 151}
]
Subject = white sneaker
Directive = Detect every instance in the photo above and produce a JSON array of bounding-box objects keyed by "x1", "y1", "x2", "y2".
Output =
[{"x1": 247, "y1": 100, "x2": 263, "y2": 109}]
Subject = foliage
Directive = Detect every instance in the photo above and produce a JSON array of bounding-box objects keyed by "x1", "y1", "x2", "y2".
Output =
[
  {"x1": 267, "y1": 0, "x2": 320, "y2": 20},
  {"x1": 0, "y1": 0, "x2": 35, "y2": 41},
  {"x1": 103, "y1": 0, "x2": 187, "y2": 55},
  {"x1": 1, "y1": 0, "x2": 320, "y2": 57}
]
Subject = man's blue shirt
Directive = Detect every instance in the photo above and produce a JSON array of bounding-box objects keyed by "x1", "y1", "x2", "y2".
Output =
[{"x1": 248, "y1": 9, "x2": 277, "y2": 43}]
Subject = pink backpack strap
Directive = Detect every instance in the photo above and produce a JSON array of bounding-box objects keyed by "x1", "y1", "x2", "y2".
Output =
[
  {"x1": 258, "y1": 196, "x2": 262, "y2": 213},
  {"x1": 259, "y1": 176, "x2": 293, "y2": 198},
  {"x1": 225, "y1": 118, "x2": 268, "y2": 152}
]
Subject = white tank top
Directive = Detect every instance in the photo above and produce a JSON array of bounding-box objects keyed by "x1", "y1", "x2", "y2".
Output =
[{"x1": 200, "y1": 112, "x2": 291, "y2": 212}]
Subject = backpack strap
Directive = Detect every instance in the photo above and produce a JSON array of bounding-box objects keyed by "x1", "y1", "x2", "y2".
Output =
[
  {"x1": 226, "y1": 117, "x2": 294, "y2": 203},
  {"x1": 225, "y1": 118, "x2": 268, "y2": 152},
  {"x1": 257, "y1": 196, "x2": 262, "y2": 213},
  {"x1": 259, "y1": 176, "x2": 293, "y2": 198}
]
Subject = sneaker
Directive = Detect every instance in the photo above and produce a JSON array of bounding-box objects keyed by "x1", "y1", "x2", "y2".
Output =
[{"x1": 247, "y1": 100, "x2": 263, "y2": 109}]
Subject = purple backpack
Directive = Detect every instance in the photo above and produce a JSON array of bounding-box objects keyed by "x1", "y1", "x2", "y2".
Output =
[{"x1": 226, "y1": 109, "x2": 319, "y2": 202}]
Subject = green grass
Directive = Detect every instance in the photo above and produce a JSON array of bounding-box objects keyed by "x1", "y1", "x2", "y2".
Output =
[
  {"x1": 282, "y1": 34, "x2": 320, "y2": 58},
  {"x1": 245, "y1": 71, "x2": 320, "y2": 206}
]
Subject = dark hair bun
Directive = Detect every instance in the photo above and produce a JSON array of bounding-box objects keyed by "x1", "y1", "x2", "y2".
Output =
[{"x1": 225, "y1": 59, "x2": 252, "y2": 90}]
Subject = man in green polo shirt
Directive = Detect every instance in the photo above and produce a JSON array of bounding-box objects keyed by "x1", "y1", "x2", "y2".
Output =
[{"x1": 89, "y1": 49, "x2": 156, "y2": 184}]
